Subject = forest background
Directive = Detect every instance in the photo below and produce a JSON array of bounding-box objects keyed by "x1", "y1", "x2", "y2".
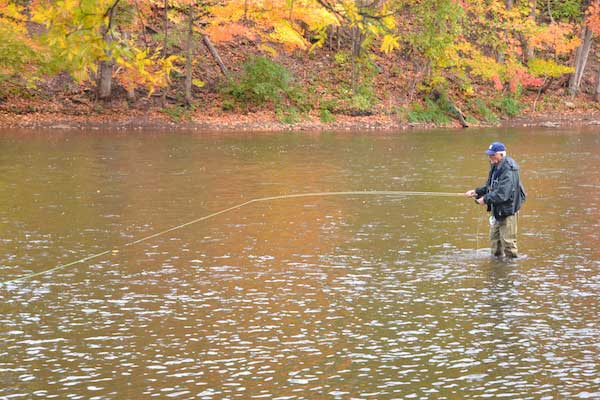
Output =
[{"x1": 1, "y1": 0, "x2": 600, "y2": 130}]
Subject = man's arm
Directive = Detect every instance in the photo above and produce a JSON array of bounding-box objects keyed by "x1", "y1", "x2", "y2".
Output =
[
  {"x1": 474, "y1": 185, "x2": 488, "y2": 197},
  {"x1": 483, "y1": 171, "x2": 514, "y2": 205}
]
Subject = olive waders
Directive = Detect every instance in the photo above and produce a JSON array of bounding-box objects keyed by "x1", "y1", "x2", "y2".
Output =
[{"x1": 490, "y1": 213, "x2": 518, "y2": 258}]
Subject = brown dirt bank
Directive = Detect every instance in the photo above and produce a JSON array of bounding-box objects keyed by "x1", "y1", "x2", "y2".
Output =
[{"x1": 1, "y1": 101, "x2": 600, "y2": 132}]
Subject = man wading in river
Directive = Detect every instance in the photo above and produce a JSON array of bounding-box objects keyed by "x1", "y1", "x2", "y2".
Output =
[{"x1": 465, "y1": 142, "x2": 526, "y2": 259}]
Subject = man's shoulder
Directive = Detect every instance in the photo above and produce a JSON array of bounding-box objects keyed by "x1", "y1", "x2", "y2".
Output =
[{"x1": 503, "y1": 156, "x2": 519, "y2": 171}]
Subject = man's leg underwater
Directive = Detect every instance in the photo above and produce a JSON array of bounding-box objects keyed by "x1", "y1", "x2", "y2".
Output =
[
  {"x1": 490, "y1": 218, "x2": 503, "y2": 257},
  {"x1": 500, "y1": 214, "x2": 518, "y2": 258}
]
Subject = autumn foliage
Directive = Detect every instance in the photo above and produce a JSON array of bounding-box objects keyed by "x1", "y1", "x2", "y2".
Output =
[{"x1": 0, "y1": 0, "x2": 599, "y2": 124}]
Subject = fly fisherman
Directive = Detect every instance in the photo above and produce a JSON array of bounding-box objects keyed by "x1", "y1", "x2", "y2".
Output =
[{"x1": 465, "y1": 142, "x2": 526, "y2": 259}]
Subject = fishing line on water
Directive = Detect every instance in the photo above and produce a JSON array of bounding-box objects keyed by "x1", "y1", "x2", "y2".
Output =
[
  {"x1": 1, "y1": 190, "x2": 465, "y2": 286},
  {"x1": 475, "y1": 206, "x2": 481, "y2": 254}
]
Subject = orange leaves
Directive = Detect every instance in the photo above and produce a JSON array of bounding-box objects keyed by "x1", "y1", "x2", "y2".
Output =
[
  {"x1": 586, "y1": 0, "x2": 600, "y2": 36},
  {"x1": 492, "y1": 75, "x2": 503, "y2": 91},
  {"x1": 528, "y1": 22, "x2": 579, "y2": 56},
  {"x1": 206, "y1": 22, "x2": 257, "y2": 43},
  {"x1": 511, "y1": 67, "x2": 544, "y2": 90}
]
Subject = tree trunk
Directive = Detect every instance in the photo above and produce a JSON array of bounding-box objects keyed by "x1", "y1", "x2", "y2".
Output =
[
  {"x1": 595, "y1": 66, "x2": 600, "y2": 102},
  {"x1": 569, "y1": 25, "x2": 593, "y2": 97},
  {"x1": 161, "y1": 0, "x2": 168, "y2": 107},
  {"x1": 127, "y1": 87, "x2": 136, "y2": 102},
  {"x1": 201, "y1": 34, "x2": 228, "y2": 77},
  {"x1": 496, "y1": 0, "x2": 513, "y2": 63},
  {"x1": 533, "y1": 77, "x2": 552, "y2": 111},
  {"x1": 121, "y1": 30, "x2": 136, "y2": 102},
  {"x1": 185, "y1": 5, "x2": 194, "y2": 106},
  {"x1": 97, "y1": 58, "x2": 113, "y2": 101},
  {"x1": 350, "y1": 25, "x2": 360, "y2": 95},
  {"x1": 288, "y1": 0, "x2": 294, "y2": 21},
  {"x1": 522, "y1": 0, "x2": 536, "y2": 63},
  {"x1": 96, "y1": 2, "x2": 120, "y2": 100}
]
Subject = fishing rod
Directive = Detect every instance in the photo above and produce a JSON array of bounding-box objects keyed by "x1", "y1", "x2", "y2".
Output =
[{"x1": 0, "y1": 190, "x2": 465, "y2": 286}]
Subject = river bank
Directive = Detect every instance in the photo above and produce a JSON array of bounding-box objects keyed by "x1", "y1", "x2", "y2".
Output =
[{"x1": 1, "y1": 99, "x2": 600, "y2": 132}]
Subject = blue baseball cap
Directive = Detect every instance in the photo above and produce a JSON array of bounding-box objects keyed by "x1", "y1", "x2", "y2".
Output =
[{"x1": 485, "y1": 142, "x2": 506, "y2": 155}]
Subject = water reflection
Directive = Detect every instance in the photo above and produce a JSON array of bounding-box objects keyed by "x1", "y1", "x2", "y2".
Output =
[{"x1": 0, "y1": 128, "x2": 598, "y2": 399}]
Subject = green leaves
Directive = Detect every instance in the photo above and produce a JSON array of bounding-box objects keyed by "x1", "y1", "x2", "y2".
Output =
[
  {"x1": 405, "y1": 0, "x2": 465, "y2": 88},
  {"x1": 222, "y1": 56, "x2": 301, "y2": 108}
]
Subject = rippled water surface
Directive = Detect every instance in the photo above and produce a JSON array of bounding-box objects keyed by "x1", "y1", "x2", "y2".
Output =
[{"x1": 1, "y1": 128, "x2": 599, "y2": 399}]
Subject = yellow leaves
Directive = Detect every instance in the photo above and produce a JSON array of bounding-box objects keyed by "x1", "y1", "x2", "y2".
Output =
[
  {"x1": 30, "y1": 3, "x2": 48, "y2": 25},
  {"x1": 269, "y1": 21, "x2": 307, "y2": 50},
  {"x1": 302, "y1": 7, "x2": 339, "y2": 31},
  {"x1": 88, "y1": 61, "x2": 98, "y2": 75},
  {"x1": 0, "y1": 0, "x2": 24, "y2": 20},
  {"x1": 0, "y1": 2, "x2": 49, "y2": 83},
  {"x1": 192, "y1": 79, "x2": 205, "y2": 88},
  {"x1": 463, "y1": 84, "x2": 475, "y2": 97},
  {"x1": 161, "y1": 54, "x2": 181, "y2": 73},
  {"x1": 381, "y1": 15, "x2": 397, "y2": 31},
  {"x1": 304, "y1": 6, "x2": 338, "y2": 50},
  {"x1": 259, "y1": 44, "x2": 279, "y2": 57},
  {"x1": 206, "y1": 0, "x2": 401, "y2": 56},
  {"x1": 340, "y1": 0, "x2": 360, "y2": 24},
  {"x1": 116, "y1": 49, "x2": 181, "y2": 95},
  {"x1": 207, "y1": 0, "x2": 346, "y2": 54},
  {"x1": 0, "y1": 0, "x2": 27, "y2": 35},
  {"x1": 452, "y1": 41, "x2": 508, "y2": 91},
  {"x1": 27, "y1": 0, "x2": 183, "y2": 94},
  {"x1": 528, "y1": 58, "x2": 574, "y2": 78},
  {"x1": 71, "y1": 68, "x2": 90, "y2": 83},
  {"x1": 380, "y1": 34, "x2": 400, "y2": 54}
]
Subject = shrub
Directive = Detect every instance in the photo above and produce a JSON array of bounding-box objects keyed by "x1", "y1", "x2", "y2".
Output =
[
  {"x1": 472, "y1": 99, "x2": 499, "y2": 124},
  {"x1": 318, "y1": 99, "x2": 337, "y2": 123},
  {"x1": 276, "y1": 106, "x2": 303, "y2": 124},
  {"x1": 161, "y1": 105, "x2": 192, "y2": 122},
  {"x1": 221, "y1": 99, "x2": 235, "y2": 111},
  {"x1": 408, "y1": 98, "x2": 451, "y2": 124},
  {"x1": 493, "y1": 95, "x2": 523, "y2": 117},
  {"x1": 395, "y1": 106, "x2": 410, "y2": 122},
  {"x1": 222, "y1": 56, "x2": 301, "y2": 109},
  {"x1": 319, "y1": 108, "x2": 336, "y2": 123},
  {"x1": 334, "y1": 51, "x2": 350, "y2": 66},
  {"x1": 465, "y1": 114, "x2": 480, "y2": 125},
  {"x1": 351, "y1": 93, "x2": 373, "y2": 112}
]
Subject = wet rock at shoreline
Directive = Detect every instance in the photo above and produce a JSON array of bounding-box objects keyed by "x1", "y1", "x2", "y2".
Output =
[{"x1": 540, "y1": 121, "x2": 560, "y2": 128}]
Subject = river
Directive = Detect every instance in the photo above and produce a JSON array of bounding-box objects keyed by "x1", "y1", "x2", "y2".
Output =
[{"x1": 0, "y1": 128, "x2": 598, "y2": 399}]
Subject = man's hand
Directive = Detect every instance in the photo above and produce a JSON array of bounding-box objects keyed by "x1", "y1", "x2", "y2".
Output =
[
  {"x1": 476, "y1": 196, "x2": 486, "y2": 205},
  {"x1": 465, "y1": 189, "x2": 476, "y2": 198}
]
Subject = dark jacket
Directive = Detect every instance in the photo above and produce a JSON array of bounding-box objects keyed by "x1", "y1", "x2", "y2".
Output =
[{"x1": 475, "y1": 156, "x2": 526, "y2": 220}]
